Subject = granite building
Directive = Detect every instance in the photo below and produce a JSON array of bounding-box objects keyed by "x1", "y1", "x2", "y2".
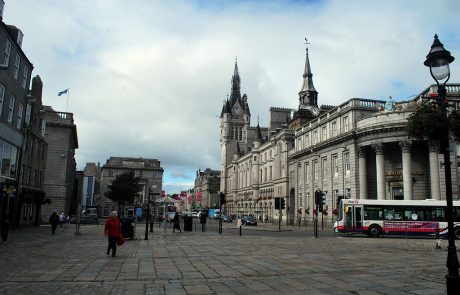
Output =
[{"x1": 193, "y1": 168, "x2": 220, "y2": 209}]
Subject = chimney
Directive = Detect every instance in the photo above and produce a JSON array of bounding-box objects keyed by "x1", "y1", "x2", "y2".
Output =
[
  {"x1": 0, "y1": 0, "x2": 4, "y2": 20},
  {"x1": 31, "y1": 75, "x2": 43, "y2": 101}
]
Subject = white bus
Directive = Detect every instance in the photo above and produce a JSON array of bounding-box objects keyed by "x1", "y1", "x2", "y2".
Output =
[{"x1": 334, "y1": 199, "x2": 460, "y2": 238}]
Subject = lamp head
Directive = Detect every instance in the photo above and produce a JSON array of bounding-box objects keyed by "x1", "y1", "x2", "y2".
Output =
[{"x1": 424, "y1": 34, "x2": 455, "y2": 83}]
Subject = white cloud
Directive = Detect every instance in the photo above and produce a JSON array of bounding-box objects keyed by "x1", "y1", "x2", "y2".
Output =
[{"x1": 5, "y1": 0, "x2": 460, "y2": 193}]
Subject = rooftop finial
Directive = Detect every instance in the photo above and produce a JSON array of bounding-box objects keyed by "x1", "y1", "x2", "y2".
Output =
[
  {"x1": 257, "y1": 114, "x2": 260, "y2": 125},
  {"x1": 304, "y1": 37, "x2": 310, "y2": 50}
]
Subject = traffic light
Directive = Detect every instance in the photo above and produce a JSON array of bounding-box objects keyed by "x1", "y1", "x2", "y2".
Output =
[
  {"x1": 320, "y1": 192, "x2": 327, "y2": 212},
  {"x1": 219, "y1": 193, "x2": 226, "y2": 205},
  {"x1": 280, "y1": 198, "x2": 285, "y2": 209},
  {"x1": 274, "y1": 197, "x2": 280, "y2": 209}
]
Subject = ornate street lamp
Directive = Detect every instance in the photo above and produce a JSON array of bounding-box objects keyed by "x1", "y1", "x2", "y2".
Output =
[{"x1": 424, "y1": 34, "x2": 459, "y2": 293}]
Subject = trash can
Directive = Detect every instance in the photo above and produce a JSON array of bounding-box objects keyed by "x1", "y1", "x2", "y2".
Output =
[
  {"x1": 121, "y1": 217, "x2": 135, "y2": 240},
  {"x1": 184, "y1": 215, "x2": 193, "y2": 232}
]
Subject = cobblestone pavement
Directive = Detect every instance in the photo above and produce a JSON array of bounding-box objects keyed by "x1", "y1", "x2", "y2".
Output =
[{"x1": 0, "y1": 221, "x2": 451, "y2": 295}]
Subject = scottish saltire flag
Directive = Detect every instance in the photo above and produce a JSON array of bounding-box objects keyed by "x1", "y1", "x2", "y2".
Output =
[{"x1": 58, "y1": 89, "x2": 68, "y2": 96}]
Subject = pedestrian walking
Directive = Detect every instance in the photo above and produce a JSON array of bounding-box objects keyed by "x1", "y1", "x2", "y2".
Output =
[
  {"x1": 172, "y1": 212, "x2": 181, "y2": 233},
  {"x1": 65, "y1": 212, "x2": 71, "y2": 227},
  {"x1": 200, "y1": 212, "x2": 207, "y2": 232},
  {"x1": 1, "y1": 213, "x2": 10, "y2": 242},
  {"x1": 59, "y1": 212, "x2": 65, "y2": 227},
  {"x1": 104, "y1": 211, "x2": 121, "y2": 257},
  {"x1": 49, "y1": 212, "x2": 59, "y2": 235}
]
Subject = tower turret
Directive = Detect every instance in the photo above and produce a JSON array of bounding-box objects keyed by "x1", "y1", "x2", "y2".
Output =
[{"x1": 298, "y1": 39, "x2": 319, "y2": 115}]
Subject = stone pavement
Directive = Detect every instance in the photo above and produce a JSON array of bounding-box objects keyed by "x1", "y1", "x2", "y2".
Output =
[{"x1": 0, "y1": 221, "x2": 451, "y2": 295}]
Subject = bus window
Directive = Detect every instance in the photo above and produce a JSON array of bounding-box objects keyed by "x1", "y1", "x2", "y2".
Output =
[
  {"x1": 384, "y1": 207, "x2": 404, "y2": 220},
  {"x1": 425, "y1": 207, "x2": 446, "y2": 222},
  {"x1": 454, "y1": 207, "x2": 460, "y2": 222},
  {"x1": 363, "y1": 206, "x2": 383, "y2": 220},
  {"x1": 404, "y1": 208, "x2": 424, "y2": 221}
]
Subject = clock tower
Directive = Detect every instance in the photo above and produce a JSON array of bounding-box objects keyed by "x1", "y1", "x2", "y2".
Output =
[{"x1": 220, "y1": 61, "x2": 251, "y2": 191}]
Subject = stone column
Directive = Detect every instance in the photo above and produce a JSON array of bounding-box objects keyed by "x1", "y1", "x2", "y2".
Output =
[
  {"x1": 358, "y1": 147, "x2": 367, "y2": 199},
  {"x1": 400, "y1": 141, "x2": 413, "y2": 200},
  {"x1": 429, "y1": 141, "x2": 441, "y2": 200},
  {"x1": 373, "y1": 143, "x2": 385, "y2": 200}
]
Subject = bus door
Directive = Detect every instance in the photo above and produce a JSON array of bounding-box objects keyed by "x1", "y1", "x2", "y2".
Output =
[{"x1": 345, "y1": 205, "x2": 363, "y2": 231}]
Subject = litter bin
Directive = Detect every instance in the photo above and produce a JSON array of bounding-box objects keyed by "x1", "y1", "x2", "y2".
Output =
[
  {"x1": 183, "y1": 215, "x2": 193, "y2": 232},
  {"x1": 121, "y1": 217, "x2": 135, "y2": 240}
]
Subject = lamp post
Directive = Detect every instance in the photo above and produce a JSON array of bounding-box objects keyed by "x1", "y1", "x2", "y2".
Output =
[
  {"x1": 144, "y1": 187, "x2": 151, "y2": 240},
  {"x1": 424, "y1": 34, "x2": 459, "y2": 293}
]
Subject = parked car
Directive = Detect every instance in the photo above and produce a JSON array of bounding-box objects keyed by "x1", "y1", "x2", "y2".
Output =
[
  {"x1": 222, "y1": 215, "x2": 233, "y2": 222},
  {"x1": 241, "y1": 215, "x2": 257, "y2": 226}
]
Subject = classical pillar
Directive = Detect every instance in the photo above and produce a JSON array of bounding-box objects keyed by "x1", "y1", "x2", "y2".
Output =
[
  {"x1": 373, "y1": 143, "x2": 385, "y2": 200},
  {"x1": 429, "y1": 141, "x2": 441, "y2": 200},
  {"x1": 400, "y1": 141, "x2": 413, "y2": 200},
  {"x1": 358, "y1": 147, "x2": 367, "y2": 199}
]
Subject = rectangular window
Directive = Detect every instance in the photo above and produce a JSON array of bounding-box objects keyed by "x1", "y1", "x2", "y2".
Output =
[
  {"x1": 2, "y1": 40, "x2": 11, "y2": 66},
  {"x1": 313, "y1": 161, "x2": 319, "y2": 179},
  {"x1": 331, "y1": 121, "x2": 337, "y2": 136},
  {"x1": 343, "y1": 116, "x2": 349, "y2": 132},
  {"x1": 305, "y1": 134, "x2": 309, "y2": 147},
  {"x1": 108, "y1": 170, "x2": 113, "y2": 177},
  {"x1": 17, "y1": 103, "x2": 23, "y2": 129},
  {"x1": 322, "y1": 126, "x2": 327, "y2": 141},
  {"x1": 231, "y1": 127, "x2": 235, "y2": 140},
  {"x1": 297, "y1": 138, "x2": 302, "y2": 151},
  {"x1": 25, "y1": 103, "x2": 31, "y2": 125},
  {"x1": 239, "y1": 127, "x2": 242, "y2": 141},
  {"x1": 344, "y1": 152, "x2": 350, "y2": 174},
  {"x1": 313, "y1": 131, "x2": 318, "y2": 145},
  {"x1": 332, "y1": 155, "x2": 338, "y2": 177},
  {"x1": 305, "y1": 163, "x2": 309, "y2": 184},
  {"x1": 1, "y1": 141, "x2": 11, "y2": 177},
  {"x1": 14, "y1": 54, "x2": 20, "y2": 79},
  {"x1": 0, "y1": 83, "x2": 5, "y2": 115},
  {"x1": 8, "y1": 95, "x2": 15, "y2": 123},
  {"x1": 22, "y1": 65, "x2": 28, "y2": 89},
  {"x1": 321, "y1": 158, "x2": 327, "y2": 181}
]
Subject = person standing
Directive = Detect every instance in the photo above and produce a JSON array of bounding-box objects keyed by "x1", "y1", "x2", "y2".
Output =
[
  {"x1": 104, "y1": 211, "x2": 121, "y2": 257},
  {"x1": 172, "y1": 212, "x2": 181, "y2": 233},
  {"x1": 200, "y1": 212, "x2": 207, "y2": 232},
  {"x1": 1, "y1": 213, "x2": 10, "y2": 242},
  {"x1": 49, "y1": 212, "x2": 59, "y2": 235},
  {"x1": 59, "y1": 213, "x2": 65, "y2": 227}
]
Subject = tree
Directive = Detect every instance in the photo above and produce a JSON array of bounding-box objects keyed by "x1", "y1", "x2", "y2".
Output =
[
  {"x1": 105, "y1": 171, "x2": 142, "y2": 217},
  {"x1": 407, "y1": 101, "x2": 460, "y2": 142}
]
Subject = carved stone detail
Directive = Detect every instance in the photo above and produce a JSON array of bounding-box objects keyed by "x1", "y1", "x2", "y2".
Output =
[
  {"x1": 399, "y1": 141, "x2": 412, "y2": 153},
  {"x1": 372, "y1": 143, "x2": 384, "y2": 155}
]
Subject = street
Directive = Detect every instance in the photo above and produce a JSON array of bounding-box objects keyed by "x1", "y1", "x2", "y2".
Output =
[{"x1": 0, "y1": 221, "x2": 449, "y2": 295}]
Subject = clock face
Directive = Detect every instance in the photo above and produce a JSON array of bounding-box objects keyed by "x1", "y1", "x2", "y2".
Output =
[{"x1": 233, "y1": 107, "x2": 241, "y2": 114}]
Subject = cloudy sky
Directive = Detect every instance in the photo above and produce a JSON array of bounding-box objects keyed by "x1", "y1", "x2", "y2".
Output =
[{"x1": 4, "y1": 0, "x2": 460, "y2": 193}]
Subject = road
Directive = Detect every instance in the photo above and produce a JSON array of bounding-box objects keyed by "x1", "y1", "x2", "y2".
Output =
[{"x1": 0, "y1": 220, "x2": 450, "y2": 294}]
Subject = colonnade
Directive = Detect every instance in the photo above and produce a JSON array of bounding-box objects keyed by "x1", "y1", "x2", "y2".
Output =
[{"x1": 359, "y1": 141, "x2": 441, "y2": 200}]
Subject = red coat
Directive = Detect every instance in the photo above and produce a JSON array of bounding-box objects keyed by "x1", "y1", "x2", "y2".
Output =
[{"x1": 104, "y1": 217, "x2": 121, "y2": 237}]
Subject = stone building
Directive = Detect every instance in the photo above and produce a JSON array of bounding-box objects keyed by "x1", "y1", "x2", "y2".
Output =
[
  {"x1": 0, "y1": 3, "x2": 36, "y2": 226},
  {"x1": 193, "y1": 168, "x2": 220, "y2": 209},
  {"x1": 42, "y1": 106, "x2": 78, "y2": 221},
  {"x1": 289, "y1": 84, "x2": 460, "y2": 224},
  {"x1": 17, "y1": 75, "x2": 47, "y2": 226},
  {"x1": 220, "y1": 42, "x2": 460, "y2": 224},
  {"x1": 100, "y1": 157, "x2": 163, "y2": 218}
]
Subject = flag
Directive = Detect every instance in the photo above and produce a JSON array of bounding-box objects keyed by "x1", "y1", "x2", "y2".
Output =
[
  {"x1": 58, "y1": 89, "x2": 68, "y2": 96},
  {"x1": 197, "y1": 192, "x2": 202, "y2": 202}
]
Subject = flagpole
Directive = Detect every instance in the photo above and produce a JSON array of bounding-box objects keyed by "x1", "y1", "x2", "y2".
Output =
[{"x1": 66, "y1": 89, "x2": 70, "y2": 113}]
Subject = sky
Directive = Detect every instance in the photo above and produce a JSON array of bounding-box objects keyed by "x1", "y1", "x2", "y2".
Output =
[{"x1": 4, "y1": 0, "x2": 460, "y2": 194}]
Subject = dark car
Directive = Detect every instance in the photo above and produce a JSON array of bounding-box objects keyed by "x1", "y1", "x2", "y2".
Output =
[
  {"x1": 222, "y1": 215, "x2": 233, "y2": 222},
  {"x1": 241, "y1": 216, "x2": 257, "y2": 226}
]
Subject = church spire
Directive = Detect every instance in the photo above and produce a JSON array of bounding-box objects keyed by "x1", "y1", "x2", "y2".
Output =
[
  {"x1": 230, "y1": 58, "x2": 241, "y2": 105},
  {"x1": 298, "y1": 38, "x2": 319, "y2": 115}
]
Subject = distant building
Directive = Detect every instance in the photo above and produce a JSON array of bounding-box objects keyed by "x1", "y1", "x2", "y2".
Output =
[
  {"x1": 193, "y1": 168, "x2": 220, "y2": 209},
  {"x1": 100, "y1": 157, "x2": 163, "y2": 218},
  {"x1": 81, "y1": 162, "x2": 101, "y2": 214},
  {"x1": 42, "y1": 106, "x2": 78, "y2": 221},
  {"x1": 0, "y1": 3, "x2": 35, "y2": 226}
]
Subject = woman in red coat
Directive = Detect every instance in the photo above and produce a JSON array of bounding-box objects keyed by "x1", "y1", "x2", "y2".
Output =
[{"x1": 104, "y1": 211, "x2": 121, "y2": 257}]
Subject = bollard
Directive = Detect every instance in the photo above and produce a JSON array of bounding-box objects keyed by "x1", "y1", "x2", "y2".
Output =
[
  {"x1": 150, "y1": 221, "x2": 153, "y2": 232},
  {"x1": 239, "y1": 225, "x2": 242, "y2": 236},
  {"x1": 435, "y1": 225, "x2": 441, "y2": 250}
]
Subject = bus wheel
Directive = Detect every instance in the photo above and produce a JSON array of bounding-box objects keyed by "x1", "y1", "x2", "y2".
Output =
[
  {"x1": 455, "y1": 227, "x2": 460, "y2": 240},
  {"x1": 368, "y1": 225, "x2": 382, "y2": 238}
]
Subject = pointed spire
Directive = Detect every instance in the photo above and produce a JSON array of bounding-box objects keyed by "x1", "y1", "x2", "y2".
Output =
[
  {"x1": 230, "y1": 59, "x2": 241, "y2": 105},
  {"x1": 298, "y1": 38, "x2": 319, "y2": 114},
  {"x1": 255, "y1": 123, "x2": 263, "y2": 143},
  {"x1": 300, "y1": 38, "x2": 316, "y2": 93}
]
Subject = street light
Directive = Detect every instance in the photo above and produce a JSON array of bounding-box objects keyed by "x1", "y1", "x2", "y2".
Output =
[
  {"x1": 424, "y1": 34, "x2": 459, "y2": 294},
  {"x1": 144, "y1": 187, "x2": 152, "y2": 240}
]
